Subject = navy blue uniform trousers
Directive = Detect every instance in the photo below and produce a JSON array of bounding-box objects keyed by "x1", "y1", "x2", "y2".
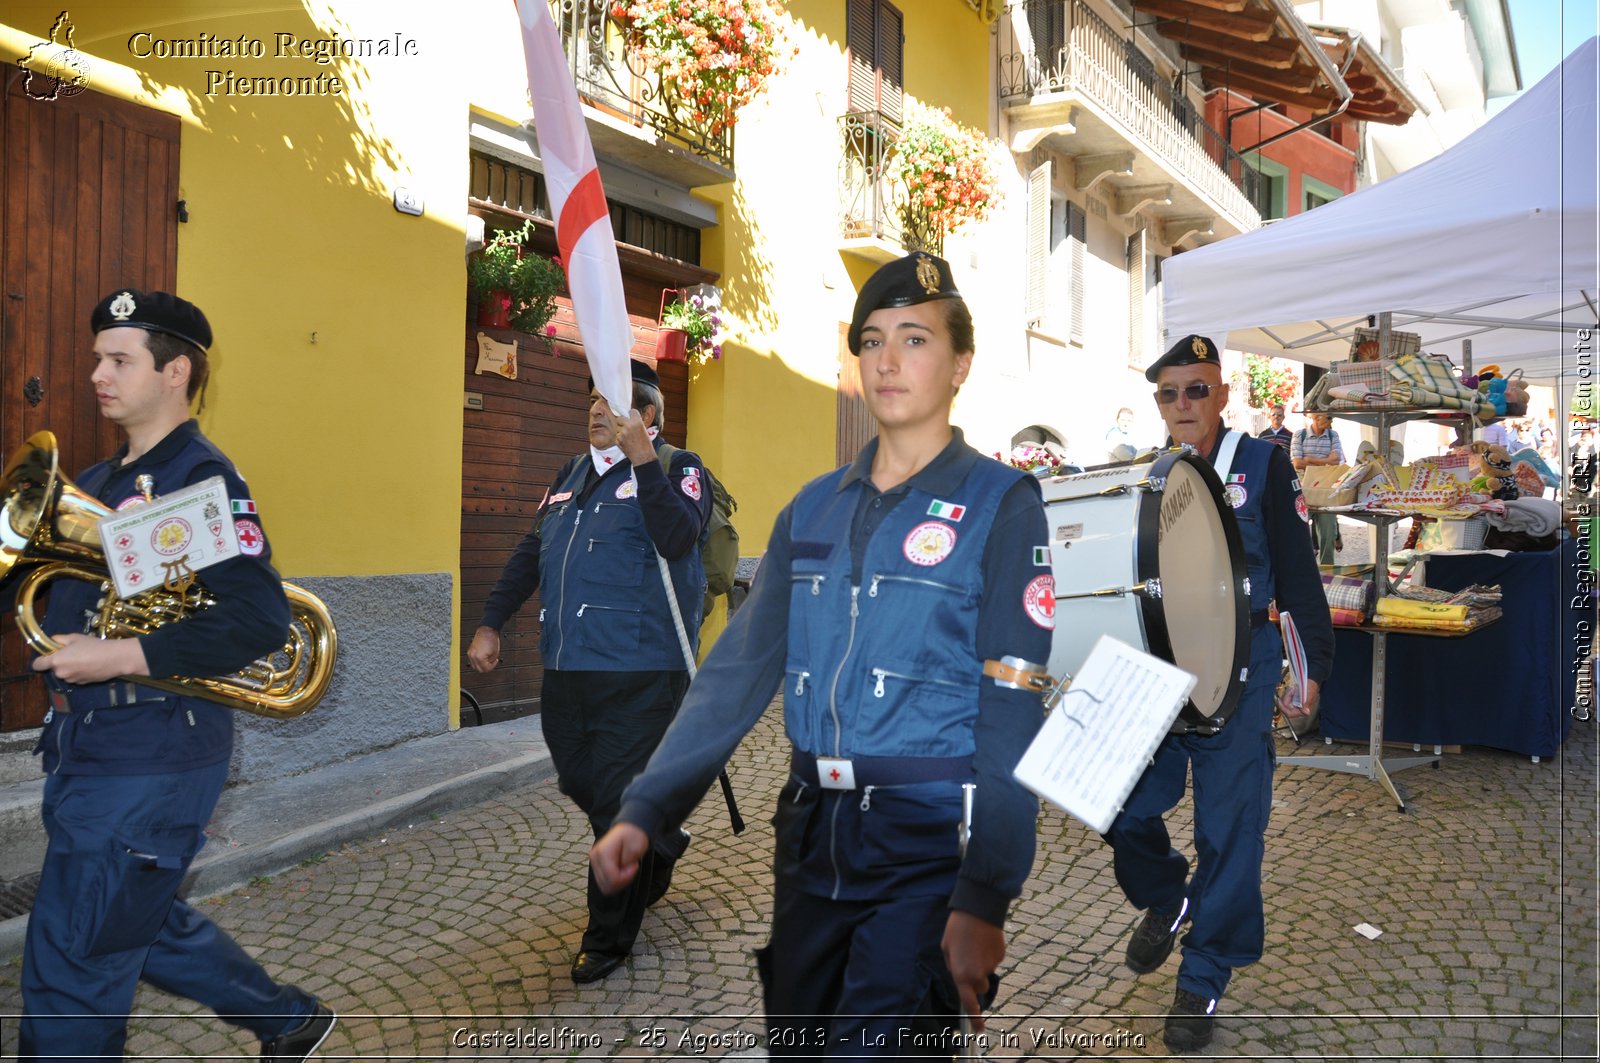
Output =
[
  {"x1": 756, "y1": 856, "x2": 964, "y2": 1061},
  {"x1": 20, "y1": 760, "x2": 312, "y2": 1058},
  {"x1": 1104, "y1": 624, "x2": 1281, "y2": 1000},
  {"x1": 540, "y1": 669, "x2": 686, "y2": 956}
]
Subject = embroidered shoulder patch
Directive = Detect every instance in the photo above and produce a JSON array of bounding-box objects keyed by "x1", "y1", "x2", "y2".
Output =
[{"x1": 1023, "y1": 574, "x2": 1056, "y2": 630}]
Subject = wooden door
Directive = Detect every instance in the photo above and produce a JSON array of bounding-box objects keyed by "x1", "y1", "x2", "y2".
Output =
[{"x1": 0, "y1": 69, "x2": 180, "y2": 730}]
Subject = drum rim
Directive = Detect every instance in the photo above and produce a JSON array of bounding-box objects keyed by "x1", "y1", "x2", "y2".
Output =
[{"x1": 1134, "y1": 447, "x2": 1251, "y2": 729}]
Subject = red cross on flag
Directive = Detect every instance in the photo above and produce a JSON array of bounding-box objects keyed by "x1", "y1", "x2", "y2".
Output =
[{"x1": 515, "y1": 0, "x2": 632, "y2": 418}]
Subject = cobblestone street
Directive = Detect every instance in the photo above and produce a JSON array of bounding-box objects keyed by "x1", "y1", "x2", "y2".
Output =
[{"x1": 1, "y1": 706, "x2": 1594, "y2": 1059}]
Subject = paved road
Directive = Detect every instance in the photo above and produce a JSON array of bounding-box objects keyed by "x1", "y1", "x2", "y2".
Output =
[{"x1": 1, "y1": 706, "x2": 1594, "y2": 1059}]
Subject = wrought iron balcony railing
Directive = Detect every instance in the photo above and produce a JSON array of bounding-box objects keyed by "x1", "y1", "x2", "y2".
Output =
[
  {"x1": 838, "y1": 111, "x2": 906, "y2": 250},
  {"x1": 998, "y1": 0, "x2": 1265, "y2": 224},
  {"x1": 550, "y1": 0, "x2": 734, "y2": 170}
]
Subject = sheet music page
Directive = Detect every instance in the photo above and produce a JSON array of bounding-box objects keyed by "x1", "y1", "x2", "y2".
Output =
[
  {"x1": 1280, "y1": 611, "x2": 1310, "y2": 710},
  {"x1": 1013, "y1": 635, "x2": 1197, "y2": 833}
]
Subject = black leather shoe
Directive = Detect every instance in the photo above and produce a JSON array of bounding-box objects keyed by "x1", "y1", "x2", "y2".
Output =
[
  {"x1": 1125, "y1": 898, "x2": 1189, "y2": 974},
  {"x1": 261, "y1": 1001, "x2": 336, "y2": 1060},
  {"x1": 1163, "y1": 988, "x2": 1217, "y2": 1051},
  {"x1": 570, "y1": 950, "x2": 627, "y2": 984}
]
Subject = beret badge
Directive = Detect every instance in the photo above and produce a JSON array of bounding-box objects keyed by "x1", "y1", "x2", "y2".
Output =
[
  {"x1": 109, "y1": 291, "x2": 137, "y2": 322},
  {"x1": 915, "y1": 254, "x2": 941, "y2": 295},
  {"x1": 1191, "y1": 335, "x2": 1208, "y2": 359}
]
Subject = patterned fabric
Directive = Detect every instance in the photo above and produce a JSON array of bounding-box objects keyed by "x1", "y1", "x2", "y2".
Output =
[
  {"x1": 1320, "y1": 571, "x2": 1374, "y2": 615},
  {"x1": 1386, "y1": 354, "x2": 1496, "y2": 415}
]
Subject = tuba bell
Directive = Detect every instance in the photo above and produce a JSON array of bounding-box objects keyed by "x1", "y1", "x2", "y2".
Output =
[{"x1": 0, "y1": 431, "x2": 336, "y2": 719}]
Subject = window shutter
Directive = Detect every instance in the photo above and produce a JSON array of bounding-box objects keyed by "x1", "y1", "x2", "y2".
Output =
[
  {"x1": 1127, "y1": 227, "x2": 1146, "y2": 368},
  {"x1": 878, "y1": 2, "x2": 904, "y2": 125},
  {"x1": 847, "y1": 0, "x2": 876, "y2": 114},
  {"x1": 1068, "y1": 203, "x2": 1086, "y2": 344},
  {"x1": 1025, "y1": 161, "x2": 1051, "y2": 329}
]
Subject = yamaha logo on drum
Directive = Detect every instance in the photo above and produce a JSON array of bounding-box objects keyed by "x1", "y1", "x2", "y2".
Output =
[{"x1": 1156, "y1": 479, "x2": 1196, "y2": 542}]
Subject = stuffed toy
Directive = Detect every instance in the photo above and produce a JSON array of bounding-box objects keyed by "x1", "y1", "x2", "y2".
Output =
[{"x1": 1469, "y1": 441, "x2": 1521, "y2": 501}]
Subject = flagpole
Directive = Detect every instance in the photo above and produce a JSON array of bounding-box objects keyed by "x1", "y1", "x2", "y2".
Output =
[{"x1": 515, "y1": 0, "x2": 634, "y2": 417}]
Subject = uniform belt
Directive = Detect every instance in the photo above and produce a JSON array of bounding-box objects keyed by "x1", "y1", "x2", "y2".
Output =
[
  {"x1": 790, "y1": 748, "x2": 973, "y2": 789},
  {"x1": 1251, "y1": 610, "x2": 1269, "y2": 630},
  {"x1": 48, "y1": 681, "x2": 153, "y2": 715}
]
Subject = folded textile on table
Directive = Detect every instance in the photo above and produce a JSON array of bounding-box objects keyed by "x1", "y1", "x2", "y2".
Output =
[
  {"x1": 1481, "y1": 496, "x2": 1562, "y2": 536},
  {"x1": 1328, "y1": 606, "x2": 1367, "y2": 627},
  {"x1": 1392, "y1": 582, "x2": 1502, "y2": 608},
  {"x1": 1372, "y1": 605, "x2": 1501, "y2": 633},
  {"x1": 1385, "y1": 354, "x2": 1497, "y2": 416},
  {"x1": 1375, "y1": 598, "x2": 1470, "y2": 622}
]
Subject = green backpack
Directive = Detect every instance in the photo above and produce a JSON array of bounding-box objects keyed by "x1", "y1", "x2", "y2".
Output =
[{"x1": 656, "y1": 444, "x2": 741, "y2": 605}]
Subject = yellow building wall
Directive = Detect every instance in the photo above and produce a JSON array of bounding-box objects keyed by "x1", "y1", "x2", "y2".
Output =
[
  {"x1": 1, "y1": 2, "x2": 468, "y2": 582},
  {"x1": 679, "y1": 0, "x2": 999, "y2": 551}
]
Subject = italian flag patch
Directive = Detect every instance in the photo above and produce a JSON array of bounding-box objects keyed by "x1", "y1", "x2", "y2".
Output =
[{"x1": 926, "y1": 499, "x2": 966, "y2": 522}]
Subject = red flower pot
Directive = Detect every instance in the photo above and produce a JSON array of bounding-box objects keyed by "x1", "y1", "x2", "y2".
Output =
[
  {"x1": 654, "y1": 326, "x2": 689, "y2": 363},
  {"x1": 475, "y1": 290, "x2": 513, "y2": 329}
]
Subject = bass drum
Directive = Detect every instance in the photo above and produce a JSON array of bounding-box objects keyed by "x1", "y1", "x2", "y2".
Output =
[{"x1": 1039, "y1": 448, "x2": 1250, "y2": 732}]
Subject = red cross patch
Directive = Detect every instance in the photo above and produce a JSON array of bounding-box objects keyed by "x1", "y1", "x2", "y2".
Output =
[
  {"x1": 235, "y1": 519, "x2": 265, "y2": 556},
  {"x1": 1023, "y1": 574, "x2": 1056, "y2": 630}
]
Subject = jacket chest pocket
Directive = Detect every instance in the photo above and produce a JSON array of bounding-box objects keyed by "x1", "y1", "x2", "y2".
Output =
[{"x1": 580, "y1": 536, "x2": 648, "y2": 587}]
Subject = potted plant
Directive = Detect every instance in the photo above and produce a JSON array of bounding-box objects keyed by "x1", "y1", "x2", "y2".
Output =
[
  {"x1": 467, "y1": 220, "x2": 566, "y2": 333},
  {"x1": 655, "y1": 289, "x2": 723, "y2": 364},
  {"x1": 891, "y1": 104, "x2": 1000, "y2": 254},
  {"x1": 610, "y1": 0, "x2": 792, "y2": 138}
]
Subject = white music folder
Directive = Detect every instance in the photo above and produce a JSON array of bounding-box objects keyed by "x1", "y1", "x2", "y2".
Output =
[{"x1": 1013, "y1": 635, "x2": 1197, "y2": 834}]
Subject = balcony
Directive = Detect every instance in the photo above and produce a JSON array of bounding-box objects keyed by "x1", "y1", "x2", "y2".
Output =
[
  {"x1": 836, "y1": 112, "x2": 946, "y2": 262},
  {"x1": 550, "y1": 1, "x2": 734, "y2": 186},
  {"x1": 998, "y1": 0, "x2": 1264, "y2": 243}
]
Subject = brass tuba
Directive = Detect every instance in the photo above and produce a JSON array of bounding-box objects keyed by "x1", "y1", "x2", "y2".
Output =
[{"x1": 0, "y1": 431, "x2": 336, "y2": 719}]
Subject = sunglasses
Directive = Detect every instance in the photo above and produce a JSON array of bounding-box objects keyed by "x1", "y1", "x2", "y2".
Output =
[{"x1": 1154, "y1": 383, "x2": 1221, "y2": 404}]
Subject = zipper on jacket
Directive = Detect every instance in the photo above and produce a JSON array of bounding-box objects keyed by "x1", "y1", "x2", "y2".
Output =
[
  {"x1": 791, "y1": 572, "x2": 827, "y2": 596},
  {"x1": 824, "y1": 585, "x2": 861, "y2": 900},
  {"x1": 552, "y1": 506, "x2": 582, "y2": 669},
  {"x1": 825, "y1": 586, "x2": 862, "y2": 758},
  {"x1": 867, "y1": 573, "x2": 965, "y2": 598},
  {"x1": 870, "y1": 667, "x2": 965, "y2": 698},
  {"x1": 859, "y1": 785, "x2": 875, "y2": 812},
  {"x1": 789, "y1": 669, "x2": 810, "y2": 697}
]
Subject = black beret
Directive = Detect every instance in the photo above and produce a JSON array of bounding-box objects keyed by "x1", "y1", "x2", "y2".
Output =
[
  {"x1": 90, "y1": 289, "x2": 212, "y2": 351},
  {"x1": 587, "y1": 358, "x2": 661, "y2": 394},
  {"x1": 847, "y1": 251, "x2": 962, "y2": 355},
  {"x1": 1145, "y1": 334, "x2": 1221, "y2": 382}
]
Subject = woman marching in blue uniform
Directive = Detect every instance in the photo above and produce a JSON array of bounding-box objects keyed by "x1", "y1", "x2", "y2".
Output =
[{"x1": 591, "y1": 251, "x2": 1054, "y2": 1056}]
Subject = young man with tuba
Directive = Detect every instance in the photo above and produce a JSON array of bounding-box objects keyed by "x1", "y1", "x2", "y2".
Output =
[{"x1": 16, "y1": 290, "x2": 336, "y2": 1060}]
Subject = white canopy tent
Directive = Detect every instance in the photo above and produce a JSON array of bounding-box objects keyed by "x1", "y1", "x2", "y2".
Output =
[{"x1": 1163, "y1": 37, "x2": 1599, "y2": 387}]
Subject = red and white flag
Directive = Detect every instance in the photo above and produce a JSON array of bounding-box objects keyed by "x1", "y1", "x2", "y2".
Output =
[{"x1": 515, "y1": 0, "x2": 633, "y2": 416}]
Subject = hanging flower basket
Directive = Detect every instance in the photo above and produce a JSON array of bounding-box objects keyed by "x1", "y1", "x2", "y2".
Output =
[
  {"x1": 891, "y1": 104, "x2": 1001, "y2": 253},
  {"x1": 655, "y1": 326, "x2": 689, "y2": 363},
  {"x1": 610, "y1": 0, "x2": 793, "y2": 138},
  {"x1": 655, "y1": 287, "x2": 723, "y2": 365}
]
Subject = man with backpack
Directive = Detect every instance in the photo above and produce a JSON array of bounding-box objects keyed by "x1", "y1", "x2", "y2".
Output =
[{"x1": 467, "y1": 359, "x2": 709, "y2": 985}]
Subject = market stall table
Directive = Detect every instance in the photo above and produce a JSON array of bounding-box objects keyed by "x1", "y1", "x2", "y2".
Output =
[{"x1": 1317, "y1": 538, "x2": 1582, "y2": 760}]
